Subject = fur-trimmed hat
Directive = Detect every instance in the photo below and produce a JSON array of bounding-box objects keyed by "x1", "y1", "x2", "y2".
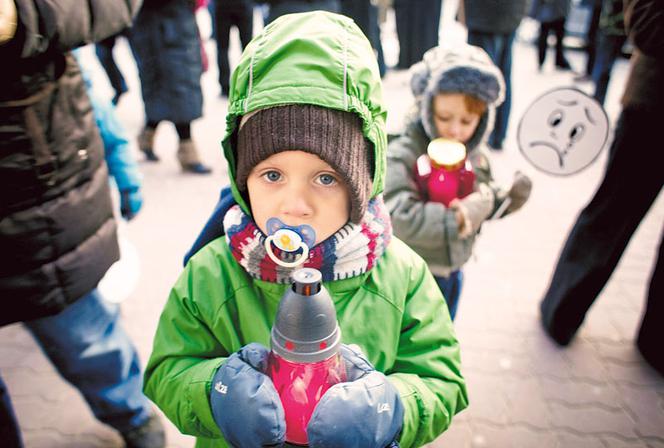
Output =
[
  {"x1": 409, "y1": 44, "x2": 505, "y2": 150},
  {"x1": 235, "y1": 104, "x2": 373, "y2": 224}
]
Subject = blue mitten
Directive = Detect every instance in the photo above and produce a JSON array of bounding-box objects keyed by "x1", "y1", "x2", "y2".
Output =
[
  {"x1": 120, "y1": 188, "x2": 143, "y2": 221},
  {"x1": 210, "y1": 343, "x2": 286, "y2": 447},
  {"x1": 307, "y1": 344, "x2": 404, "y2": 448}
]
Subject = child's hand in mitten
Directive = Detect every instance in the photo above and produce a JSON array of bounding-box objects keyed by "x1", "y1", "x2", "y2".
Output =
[
  {"x1": 307, "y1": 344, "x2": 404, "y2": 448},
  {"x1": 449, "y1": 183, "x2": 495, "y2": 239},
  {"x1": 120, "y1": 188, "x2": 143, "y2": 221},
  {"x1": 209, "y1": 343, "x2": 285, "y2": 448},
  {"x1": 506, "y1": 171, "x2": 532, "y2": 213}
]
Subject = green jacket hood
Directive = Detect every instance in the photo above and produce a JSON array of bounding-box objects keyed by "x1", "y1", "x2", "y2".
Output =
[{"x1": 222, "y1": 11, "x2": 387, "y2": 215}]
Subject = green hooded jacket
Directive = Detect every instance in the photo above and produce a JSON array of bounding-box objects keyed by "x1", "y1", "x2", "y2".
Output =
[{"x1": 143, "y1": 12, "x2": 468, "y2": 448}]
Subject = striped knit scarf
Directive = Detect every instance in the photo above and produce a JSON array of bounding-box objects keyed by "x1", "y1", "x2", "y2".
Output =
[{"x1": 224, "y1": 197, "x2": 392, "y2": 284}]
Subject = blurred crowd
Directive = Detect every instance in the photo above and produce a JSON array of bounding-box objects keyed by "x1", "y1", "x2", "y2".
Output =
[{"x1": 1, "y1": 0, "x2": 661, "y2": 447}]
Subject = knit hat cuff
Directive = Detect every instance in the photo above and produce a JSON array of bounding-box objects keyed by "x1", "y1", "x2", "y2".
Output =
[{"x1": 236, "y1": 105, "x2": 373, "y2": 223}]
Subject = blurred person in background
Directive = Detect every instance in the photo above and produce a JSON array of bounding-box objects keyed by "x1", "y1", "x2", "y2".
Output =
[
  {"x1": 529, "y1": 0, "x2": 573, "y2": 70},
  {"x1": 96, "y1": 33, "x2": 131, "y2": 106},
  {"x1": 393, "y1": 0, "x2": 442, "y2": 69},
  {"x1": 214, "y1": 0, "x2": 254, "y2": 98},
  {"x1": 590, "y1": 0, "x2": 628, "y2": 106},
  {"x1": 540, "y1": 0, "x2": 664, "y2": 377},
  {"x1": 460, "y1": 0, "x2": 528, "y2": 151},
  {"x1": 129, "y1": 0, "x2": 212, "y2": 174},
  {"x1": 263, "y1": 0, "x2": 340, "y2": 24},
  {"x1": 0, "y1": 0, "x2": 165, "y2": 446},
  {"x1": 341, "y1": 0, "x2": 387, "y2": 77}
]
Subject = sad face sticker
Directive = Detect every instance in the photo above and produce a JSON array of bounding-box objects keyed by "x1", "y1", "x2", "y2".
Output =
[{"x1": 517, "y1": 88, "x2": 609, "y2": 176}]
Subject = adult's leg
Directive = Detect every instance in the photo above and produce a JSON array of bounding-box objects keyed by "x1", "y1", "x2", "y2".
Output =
[
  {"x1": 24, "y1": 289, "x2": 152, "y2": 433},
  {"x1": 537, "y1": 21, "x2": 552, "y2": 68},
  {"x1": 468, "y1": 31, "x2": 514, "y2": 149},
  {"x1": 237, "y1": 3, "x2": 255, "y2": 50},
  {"x1": 553, "y1": 17, "x2": 571, "y2": 69},
  {"x1": 415, "y1": 0, "x2": 441, "y2": 63},
  {"x1": 394, "y1": 0, "x2": 414, "y2": 69},
  {"x1": 267, "y1": 0, "x2": 340, "y2": 24},
  {"x1": 0, "y1": 375, "x2": 23, "y2": 448},
  {"x1": 214, "y1": 2, "x2": 233, "y2": 95},
  {"x1": 636, "y1": 233, "x2": 664, "y2": 375},
  {"x1": 583, "y1": 0, "x2": 602, "y2": 76},
  {"x1": 95, "y1": 35, "x2": 128, "y2": 104},
  {"x1": 540, "y1": 108, "x2": 664, "y2": 345},
  {"x1": 208, "y1": 0, "x2": 216, "y2": 39},
  {"x1": 592, "y1": 33, "x2": 626, "y2": 106}
]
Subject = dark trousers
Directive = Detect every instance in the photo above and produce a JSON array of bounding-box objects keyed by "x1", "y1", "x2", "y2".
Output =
[
  {"x1": 215, "y1": 2, "x2": 254, "y2": 94},
  {"x1": 537, "y1": 18, "x2": 569, "y2": 67},
  {"x1": 340, "y1": 0, "x2": 386, "y2": 77},
  {"x1": 0, "y1": 376, "x2": 23, "y2": 448},
  {"x1": 467, "y1": 30, "x2": 515, "y2": 148},
  {"x1": 583, "y1": 0, "x2": 602, "y2": 76},
  {"x1": 591, "y1": 31, "x2": 627, "y2": 106},
  {"x1": 394, "y1": 0, "x2": 441, "y2": 69},
  {"x1": 434, "y1": 270, "x2": 463, "y2": 321},
  {"x1": 540, "y1": 107, "x2": 664, "y2": 373},
  {"x1": 95, "y1": 34, "x2": 128, "y2": 99},
  {"x1": 266, "y1": 0, "x2": 340, "y2": 24}
]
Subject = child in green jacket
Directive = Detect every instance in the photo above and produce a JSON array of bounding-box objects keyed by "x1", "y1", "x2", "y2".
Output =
[{"x1": 144, "y1": 11, "x2": 467, "y2": 448}]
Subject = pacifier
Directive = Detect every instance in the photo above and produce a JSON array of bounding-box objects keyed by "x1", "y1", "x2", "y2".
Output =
[{"x1": 264, "y1": 218, "x2": 316, "y2": 268}]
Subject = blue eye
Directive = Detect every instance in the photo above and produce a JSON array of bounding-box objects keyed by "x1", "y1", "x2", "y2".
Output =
[
  {"x1": 318, "y1": 173, "x2": 337, "y2": 186},
  {"x1": 264, "y1": 171, "x2": 281, "y2": 182}
]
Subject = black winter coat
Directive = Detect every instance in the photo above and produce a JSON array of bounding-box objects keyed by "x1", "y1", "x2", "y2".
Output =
[
  {"x1": 0, "y1": 0, "x2": 142, "y2": 326},
  {"x1": 128, "y1": 0, "x2": 204, "y2": 124},
  {"x1": 463, "y1": 0, "x2": 528, "y2": 34}
]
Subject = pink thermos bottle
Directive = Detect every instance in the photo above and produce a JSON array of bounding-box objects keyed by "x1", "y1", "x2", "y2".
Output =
[
  {"x1": 414, "y1": 138, "x2": 476, "y2": 206},
  {"x1": 267, "y1": 268, "x2": 346, "y2": 446}
]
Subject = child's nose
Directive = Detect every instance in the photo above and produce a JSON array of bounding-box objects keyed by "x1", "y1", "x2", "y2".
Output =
[
  {"x1": 281, "y1": 188, "x2": 313, "y2": 219},
  {"x1": 448, "y1": 122, "x2": 462, "y2": 140}
]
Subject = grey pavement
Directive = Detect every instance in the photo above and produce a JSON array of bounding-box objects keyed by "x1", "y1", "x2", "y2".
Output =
[{"x1": 2, "y1": 4, "x2": 663, "y2": 448}]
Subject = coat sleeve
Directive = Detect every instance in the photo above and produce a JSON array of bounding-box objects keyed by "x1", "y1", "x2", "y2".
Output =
[
  {"x1": 13, "y1": 0, "x2": 141, "y2": 58},
  {"x1": 387, "y1": 249, "x2": 469, "y2": 447},
  {"x1": 143, "y1": 261, "x2": 229, "y2": 439},
  {"x1": 87, "y1": 90, "x2": 142, "y2": 194}
]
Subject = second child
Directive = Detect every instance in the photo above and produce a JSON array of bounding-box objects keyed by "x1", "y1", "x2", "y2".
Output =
[{"x1": 385, "y1": 44, "x2": 532, "y2": 320}]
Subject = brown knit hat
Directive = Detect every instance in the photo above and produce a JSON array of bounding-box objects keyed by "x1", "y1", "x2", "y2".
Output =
[{"x1": 236, "y1": 104, "x2": 373, "y2": 223}]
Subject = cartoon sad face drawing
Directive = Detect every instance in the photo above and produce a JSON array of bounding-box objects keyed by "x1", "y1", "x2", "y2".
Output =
[{"x1": 517, "y1": 88, "x2": 609, "y2": 176}]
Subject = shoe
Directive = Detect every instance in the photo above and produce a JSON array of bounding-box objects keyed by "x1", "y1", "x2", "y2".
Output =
[
  {"x1": 112, "y1": 85, "x2": 128, "y2": 106},
  {"x1": 177, "y1": 140, "x2": 212, "y2": 174},
  {"x1": 573, "y1": 73, "x2": 592, "y2": 83},
  {"x1": 182, "y1": 162, "x2": 213, "y2": 174},
  {"x1": 555, "y1": 58, "x2": 572, "y2": 71},
  {"x1": 540, "y1": 308, "x2": 575, "y2": 346},
  {"x1": 637, "y1": 329, "x2": 664, "y2": 376},
  {"x1": 138, "y1": 128, "x2": 159, "y2": 162},
  {"x1": 488, "y1": 142, "x2": 503, "y2": 151},
  {"x1": 120, "y1": 413, "x2": 165, "y2": 448}
]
